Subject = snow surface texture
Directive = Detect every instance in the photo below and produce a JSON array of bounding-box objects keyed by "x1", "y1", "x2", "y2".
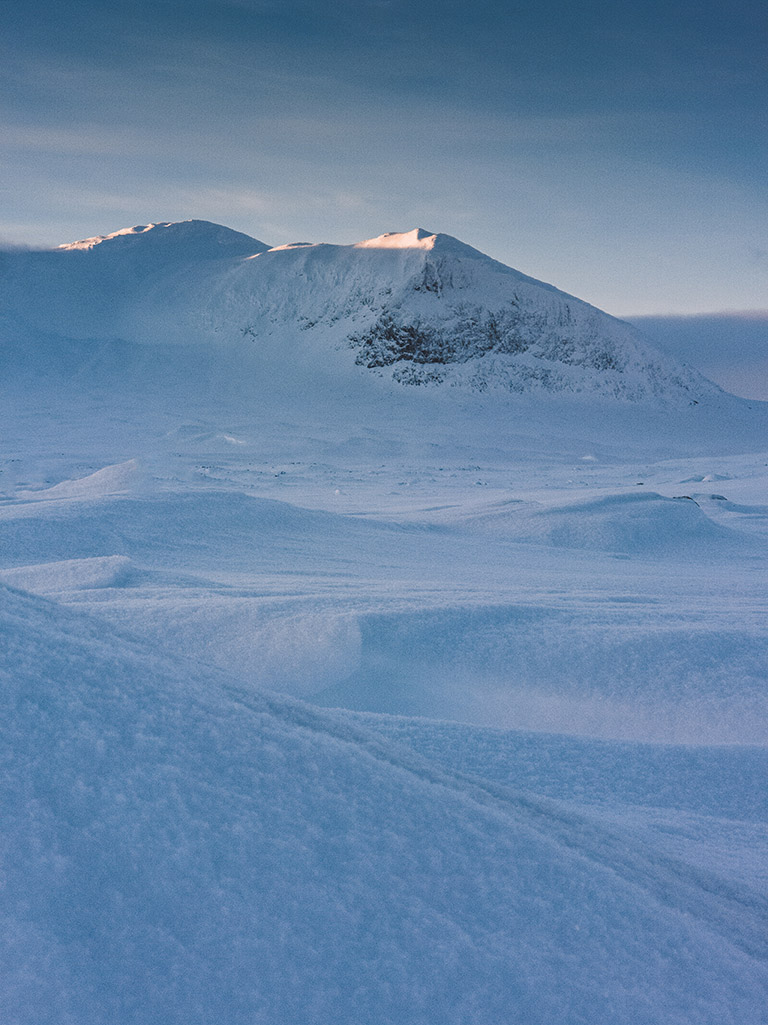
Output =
[{"x1": 1, "y1": 220, "x2": 767, "y2": 1023}]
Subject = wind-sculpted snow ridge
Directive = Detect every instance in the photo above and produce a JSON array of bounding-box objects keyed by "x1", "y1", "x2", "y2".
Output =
[
  {"x1": 1, "y1": 219, "x2": 716, "y2": 402},
  {"x1": 434, "y1": 490, "x2": 748, "y2": 554},
  {"x1": 2, "y1": 583, "x2": 767, "y2": 1025}
]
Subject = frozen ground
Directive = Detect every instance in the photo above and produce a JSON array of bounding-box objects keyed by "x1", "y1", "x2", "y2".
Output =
[{"x1": 1, "y1": 222, "x2": 767, "y2": 1022}]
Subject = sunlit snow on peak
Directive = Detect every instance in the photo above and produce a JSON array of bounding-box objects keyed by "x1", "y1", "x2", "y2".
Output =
[
  {"x1": 355, "y1": 228, "x2": 438, "y2": 250},
  {"x1": 59, "y1": 223, "x2": 164, "y2": 250},
  {"x1": 267, "y1": 241, "x2": 318, "y2": 252},
  {"x1": 57, "y1": 219, "x2": 269, "y2": 256},
  {"x1": 353, "y1": 227, "x2": 491, "y2": 264}
]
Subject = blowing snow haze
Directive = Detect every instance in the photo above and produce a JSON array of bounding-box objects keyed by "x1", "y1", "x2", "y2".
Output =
[{"x1": 2, "y1": 216, "x2": 768, "y2": 1024}]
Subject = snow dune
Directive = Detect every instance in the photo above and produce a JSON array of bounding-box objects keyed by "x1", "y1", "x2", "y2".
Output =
[
  {"x1": 431, "y1": 489, "x2": 748, "y2": 555},
  {"x1": 2, "y1": 461, "x2": 766, "y2": 744},
  {"x1": 0, "y1": 554, "x2": 134, "y2": 592},
  {"x1": 17, "y1": 459, "x2": 146, "y2": 501}
]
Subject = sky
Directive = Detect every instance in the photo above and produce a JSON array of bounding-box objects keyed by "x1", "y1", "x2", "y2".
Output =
[
  {"x1": 1, "y1": 0, "x2": 766, "y2": 315},
  {"x1": 629, "y1": 312, "x2": 768, "y2": 400}
]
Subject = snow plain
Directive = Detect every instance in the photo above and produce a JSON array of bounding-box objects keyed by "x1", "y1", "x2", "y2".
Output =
[{"x1": 1, "y1": 221, "x2": 767, "y2": 1023}]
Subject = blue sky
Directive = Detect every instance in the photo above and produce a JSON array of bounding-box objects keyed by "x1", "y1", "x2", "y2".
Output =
[{"x1": 2, "y1": 0, "x2": 766, "y2": 314}]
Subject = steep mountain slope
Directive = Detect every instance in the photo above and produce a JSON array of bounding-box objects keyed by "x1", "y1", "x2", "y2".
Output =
[{"x1": 2, "y1": 220, "x2": 714, "y2": 401}]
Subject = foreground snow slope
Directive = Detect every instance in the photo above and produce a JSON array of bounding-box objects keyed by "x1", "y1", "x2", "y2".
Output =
[{"x1": 3, "y1": 583, "x2": 767, "y2": 1025}]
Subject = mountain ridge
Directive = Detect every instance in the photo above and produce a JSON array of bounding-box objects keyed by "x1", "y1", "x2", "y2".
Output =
[{"x1": 2, "y1": 218, "x2": 720, "y2": 403}]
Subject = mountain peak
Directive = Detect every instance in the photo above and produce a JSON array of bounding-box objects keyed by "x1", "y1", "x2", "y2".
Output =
[
  {"x1": 58, "y1": 219, "x2": 269, "y2": 259},
  {"x1": 354, "y1": 228, "x2": 491, "y2": 265},
  {"x1": 355, "y1": 228, "x2": 437, "y2": 250},
  {"x1": 59, "y1": 223, "x2": 161, "y2": 250}
]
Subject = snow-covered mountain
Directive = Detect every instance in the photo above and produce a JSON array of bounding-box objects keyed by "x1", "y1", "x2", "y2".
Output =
[{"x1": 2, "y1": 219, "x2": 714, "y2": 401}]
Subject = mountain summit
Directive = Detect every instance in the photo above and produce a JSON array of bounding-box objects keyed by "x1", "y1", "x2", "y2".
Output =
[
  {"x1": 353, "y1": 228, "x2": 487, "y2": 261},
  {"x1": 355, "y1": 227, "x2": 440, "y2": 248},
  {"x1": 3, "y1": 220, "x2": 714, "y2": 402},
  {"x1": 59, "y1": 219, "x2": 269, "y2": 259}
]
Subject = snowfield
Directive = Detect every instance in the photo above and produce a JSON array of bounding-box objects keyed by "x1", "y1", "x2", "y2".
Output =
[{"x1": 1, "y1": 220, "x2": 767, "y2": 1023}]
